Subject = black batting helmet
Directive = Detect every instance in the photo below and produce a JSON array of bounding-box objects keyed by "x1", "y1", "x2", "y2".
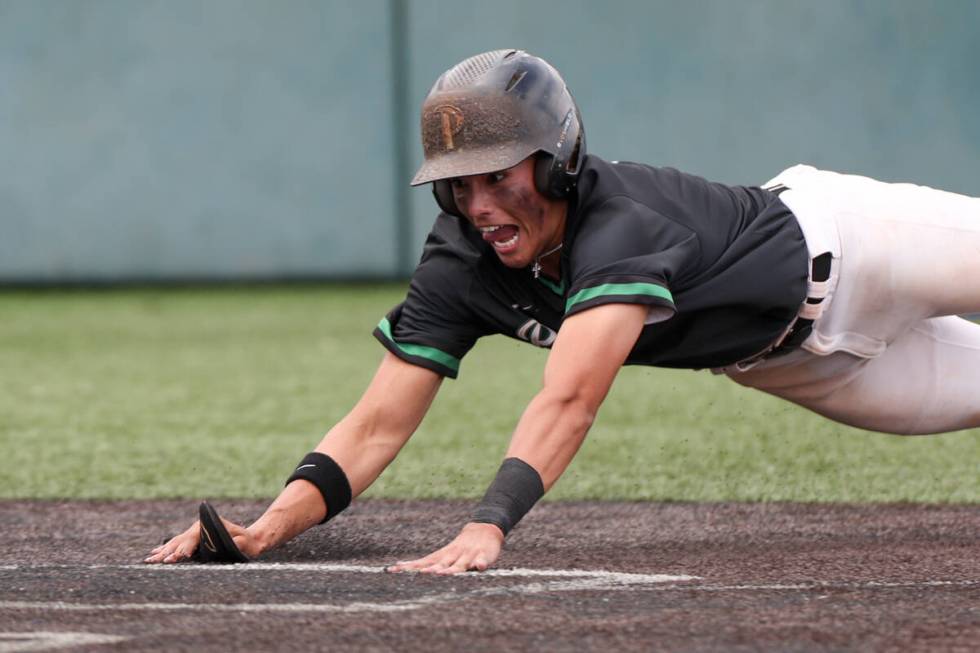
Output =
[{"x1": 411, "y1": 49, "x2": 586, "y2": 218}]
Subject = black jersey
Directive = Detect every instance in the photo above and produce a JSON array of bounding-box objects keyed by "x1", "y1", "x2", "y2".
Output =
[{"x1": 374, "y1": 155, "x2": 809, "y2": 377}]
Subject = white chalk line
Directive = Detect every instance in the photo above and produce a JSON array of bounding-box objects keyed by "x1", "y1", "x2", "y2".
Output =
[
  {"x1": 139, "y1": 563, "x2": 695, "y2": 584},
  {"x1": 0, "y1": 563, "x2": 693, "y2": 615},
  {"x1": 2, "y1": 576, "x2": 977, "y2": 616},
  {"x1": 0, "y1": 632, "x2": 127, "y2": 652},
  {"x1": 640, "y1": 579, "x2": 980, "y2": 592},
  {"x1": 2, "y1": 564, "x2": 976, "y2": 616},
  {"x1": 3, "y1": 563, "x2": 694, "y2": 585},
  {"x1": 0, "y1": 579, "x2": 686, "y2": 615}
]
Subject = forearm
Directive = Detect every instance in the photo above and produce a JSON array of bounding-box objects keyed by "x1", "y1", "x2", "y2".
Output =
[
  {"x1": 467, "y1": 390, "x2": 595, "y2": 539},
  {"x1": 316, "y1": 409, "x2": 416, "y2": 497},
  {"x1": 247, "y1": 417, "x2": 421, "y2": 554},
  {"x1": 248, "y1": 353, "x2": 442, "y2": 554},
  {"x1": 505, "y1": 389, "x2": 595, "y2": 491},
  {"x1": 472, "y1": 305, "x2": 647, "y2": 537},
  {"x1": 247, "y1": 478, "x2": 331, "y2": 554}
]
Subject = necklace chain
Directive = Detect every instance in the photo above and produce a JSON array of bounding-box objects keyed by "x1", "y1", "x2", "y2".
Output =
[{"x1": 532, "y1": 242, "x2": 563, "y2": 279}]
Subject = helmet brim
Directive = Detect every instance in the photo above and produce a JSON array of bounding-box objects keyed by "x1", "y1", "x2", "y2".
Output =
[{"x1": 410, "y1": 144, "x2": 536, "y2": 186}]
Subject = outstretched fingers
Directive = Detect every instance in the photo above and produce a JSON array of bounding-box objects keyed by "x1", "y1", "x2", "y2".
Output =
[
  {"x1": 386, "y1": 549, "x2": 450, "y2": 574},
  {"x1": 144, "y1": 521, "x2": 200, "y2": 564},
  {"x1": 387, "y1": 522, "x2": 504, "y2": 575},
  {"x1": 162, "y1": 540, "x2": 197, "y2": 564},
  {"x1": 436, "y1": 552, "x2": 489, "y2": 575},
  {"x1": 425, "y1": 550, "x2": 473, "y2": 575}
]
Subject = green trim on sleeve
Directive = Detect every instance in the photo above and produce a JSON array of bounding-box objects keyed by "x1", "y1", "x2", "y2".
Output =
[
  {"x1": 565, "y1": 282, "x2": 673, "y2": 312},
  {"x1": 377, "y1": 317, "x2": 461, "y2": 374}
]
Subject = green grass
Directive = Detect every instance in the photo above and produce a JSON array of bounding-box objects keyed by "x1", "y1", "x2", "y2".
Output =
[{"x1": 1, "y1": 286, "x2": 977, "y2": 503}]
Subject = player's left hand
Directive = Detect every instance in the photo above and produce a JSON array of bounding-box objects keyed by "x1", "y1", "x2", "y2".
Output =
[{"x1": 386, "y1": 522, "x2": 504, "y2": 575}]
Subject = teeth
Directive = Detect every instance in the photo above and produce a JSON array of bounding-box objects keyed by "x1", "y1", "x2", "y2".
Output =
[
  {"x1": 480, "y1": 226, "x2": 501, "y2": 233},
  {"x1": 492, "y1": 234, "x2": 519, "y2": 249}
]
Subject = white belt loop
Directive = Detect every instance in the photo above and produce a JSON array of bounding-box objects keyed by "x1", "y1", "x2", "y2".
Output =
[
  {"x1": 806, "y1": 279, "x2": 831, "y2": 299},
  {"x1": 798, "y1": 302, "x2": 824, "y2": 320}
]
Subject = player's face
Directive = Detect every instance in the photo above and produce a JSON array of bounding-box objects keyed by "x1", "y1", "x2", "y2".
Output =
[{"x1": 449, "y1": 157, "x2": 567, "y2": 270}]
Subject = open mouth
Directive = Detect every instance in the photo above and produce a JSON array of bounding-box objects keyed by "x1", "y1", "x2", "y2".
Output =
[{"x1": 480, "y1": 225, "x2": 519, "y2": 251}]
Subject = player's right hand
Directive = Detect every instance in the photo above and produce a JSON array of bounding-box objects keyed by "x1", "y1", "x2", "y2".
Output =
[
  {"x1": 144, "y1": 521, "x2": 201, "y2": 564},
  {"x1": 144, "y1": 515, "x2": 263, "y2": 563}
]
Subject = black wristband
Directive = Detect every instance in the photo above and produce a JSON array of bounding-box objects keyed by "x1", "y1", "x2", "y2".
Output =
[
  {"x1": 471, "y1": 458, "x2": 544, "y2": 535},
  {"x1": 285, "y1": 452, "x2": 352, "y2": 524}
]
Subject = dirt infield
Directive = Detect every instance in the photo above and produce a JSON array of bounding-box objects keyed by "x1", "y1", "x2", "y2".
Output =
[{"x1": 1, "y1": 500, "x2": 977, "y2": 652}]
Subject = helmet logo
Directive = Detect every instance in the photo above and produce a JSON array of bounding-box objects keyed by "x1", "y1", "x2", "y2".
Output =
[
  {"x1": 434, "y1": 105, "x2": 465, "y2": 150},
  {"x1": 556, "y1": 110, "x2": 573, "y2": 149}
]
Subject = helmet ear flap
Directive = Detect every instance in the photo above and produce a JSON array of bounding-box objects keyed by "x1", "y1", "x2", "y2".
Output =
[
  {"x1": 533, "y1": 108, "x2": 585, "y2": 200},
  {"x1": 432, "y1": 180, "x2": 463, "y2": 217},
  {"x1": 534, "y1": 153, "x2": 562, "y2": 199}
]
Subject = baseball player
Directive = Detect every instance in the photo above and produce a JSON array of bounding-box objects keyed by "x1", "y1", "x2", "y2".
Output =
[{"x1": 146, "y1": 50, "x2": 980, "y2": 573}]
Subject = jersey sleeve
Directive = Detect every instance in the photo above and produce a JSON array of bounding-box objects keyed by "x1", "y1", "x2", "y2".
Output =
[
  {"x1": 373, "y1": 247, "x2": 490, "y2": 379},
  {"x1": 565, "y1": 195, "x2": 700, "y2": 323}
]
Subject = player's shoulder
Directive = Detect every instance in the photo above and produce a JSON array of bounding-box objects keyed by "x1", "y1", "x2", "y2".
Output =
[
  {"x1": 577, "y1": 154, "x2": 720, "y2": 209},
  {"x1": 564, "y1": 156, "x2": 702, "y2": 279},
  {"x1": 571, "y1": 156, "x2": 695, "y2": 241}
]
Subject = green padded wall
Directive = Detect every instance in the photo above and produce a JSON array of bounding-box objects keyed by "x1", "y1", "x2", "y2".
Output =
[{"x1": 2, "y1": 1, "x2": 977, "y2": 280}]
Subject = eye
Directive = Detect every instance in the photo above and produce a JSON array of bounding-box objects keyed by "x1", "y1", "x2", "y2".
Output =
[
  {"x1": 449, "y1": 178, "x2": 466, "y2": 190},
  {"x1": 488, "y1": 171, "x2": 506, "y2": 184}
]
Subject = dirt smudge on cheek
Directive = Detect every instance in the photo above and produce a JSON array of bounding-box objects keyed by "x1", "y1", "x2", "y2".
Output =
[{"x1": 491, "y1": 185, "x2": 547, "y2": 229}]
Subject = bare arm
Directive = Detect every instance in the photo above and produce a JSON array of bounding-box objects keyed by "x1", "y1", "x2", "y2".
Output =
[
  {"x1": 389, "y1": 302, "x2": 648, "y2": 574},
  {"x1": 146, "y1": 352, "x2": 442, "y2": 562},
  {"x1": 506, "y1": 303, "x2": 649, "y2": 489},
  {"x1": 248, "y1": 352, "x2": 443, "y2": 552}
]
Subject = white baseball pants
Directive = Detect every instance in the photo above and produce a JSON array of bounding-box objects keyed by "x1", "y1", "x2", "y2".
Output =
[{"x1": 724, "y1": 165, "x2": 980, "y2": 434}]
